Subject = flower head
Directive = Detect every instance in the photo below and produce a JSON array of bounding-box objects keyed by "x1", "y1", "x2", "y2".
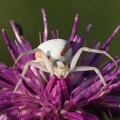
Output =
[{"x1": 0, "y1": 8, "x2": 120, "y2": 120}]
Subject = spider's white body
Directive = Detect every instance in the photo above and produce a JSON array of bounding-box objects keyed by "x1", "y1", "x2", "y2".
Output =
[
  {"x1": 13, "y1": 39, "x2": 117, "y2": 93},
  {"x1": 37, "y1": 39, "x2": 72, "y2": 63}
]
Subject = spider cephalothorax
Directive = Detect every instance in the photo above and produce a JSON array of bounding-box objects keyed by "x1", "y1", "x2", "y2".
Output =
[{"x1": 53, "y1": 60, "x2": 69, "y2": 78}]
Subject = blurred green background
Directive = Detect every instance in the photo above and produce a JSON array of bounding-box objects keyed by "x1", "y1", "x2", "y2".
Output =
[{"x1": 0, "y1": 0, "x2": 120, "y2": 67}]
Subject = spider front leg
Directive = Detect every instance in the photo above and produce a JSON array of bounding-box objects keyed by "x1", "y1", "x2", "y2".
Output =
[
  {"x1": 13, "y1": 60, "x2": 49, "y2": 93},
  {"x1": 72, "y1": 66, "x2": 106, "y2": 86},
  {"x1": 70, "y1": 47, "x2": 118, "y2": 71},
  {"x1": 13, "y1": 49, "x2": 37, "y2": 69},
  {"x1": 13, "y1": 48, "x2": 53, "y2": 74}
]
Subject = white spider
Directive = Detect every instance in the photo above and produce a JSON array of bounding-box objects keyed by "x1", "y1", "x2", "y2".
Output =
[{"x1": 13, "y1": 39, "x2": 117, "y2": 93}]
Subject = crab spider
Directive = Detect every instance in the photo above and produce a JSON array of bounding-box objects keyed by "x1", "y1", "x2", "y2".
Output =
[{"x1": 13, "y1": 39, "x2": 117, "y2": 93}]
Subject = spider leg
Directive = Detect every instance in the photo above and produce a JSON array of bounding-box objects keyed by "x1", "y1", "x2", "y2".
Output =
[
  {"x1": 40, "y1": 50, "x2": 53, "y2": 74},
  {"x1": 13, "y1": 60, "x2": 49, "y2": 93},
  {"x1": 73, "y1": 66, "x2": 106, "y2": 86},
  {"x1": 39, "y1": 70, "x2": 48, "y2": 83},
  {"x1": 70, "y1": 47, "x2": 117, "y2": 71},
  {"x1": 13, "y1": 49, "x2": 38, "y2": 69},
  {"x1": 13, "y1": 48, "x2": 53, "y2": 74},
  {"x1": 25, "y1": 58, "x2": 48, "y2": 82},
  {"x1": 64, "y1": 71, "x2": 69, "y2": 78}
]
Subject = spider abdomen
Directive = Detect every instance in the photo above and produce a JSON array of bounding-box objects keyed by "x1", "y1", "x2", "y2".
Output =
[{"x1": 37, "y1": 39, "x2": 72, "y2": 63}]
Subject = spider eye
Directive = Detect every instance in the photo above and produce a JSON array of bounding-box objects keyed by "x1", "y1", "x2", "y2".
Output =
[
  {"x1": 53, "y1": 61, "x2": 66, "y2": 68},
  {"x1": 63, "y1": 61, "x2": 66, "y2": 66},
  {"x1": 53, "y1": 61, "x2": 58, "y2": 67}
]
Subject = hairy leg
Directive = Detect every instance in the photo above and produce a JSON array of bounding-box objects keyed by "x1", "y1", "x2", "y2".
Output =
[
  {"x1": 13, "y1": 48, "x2": 53, "y2": 74},
  {"x1": 13, "y1": 60, "x2": 49, "y2": 93},
  {"x1": 70, "y1": 47, "x2": 117, "y2": 71},
  {"x1": 72, "y1": 66, "x2": 106, "y2": 86}
]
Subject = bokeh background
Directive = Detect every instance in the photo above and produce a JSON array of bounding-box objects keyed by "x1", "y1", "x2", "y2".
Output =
[
  {"x1": 0, "y1": 1, "x2": 120, "y2": 66},
  {"x1": 0, "y1": 0, "x2": 120, "y2": 119}
]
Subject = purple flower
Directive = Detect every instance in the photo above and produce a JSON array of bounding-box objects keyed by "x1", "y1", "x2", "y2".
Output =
[{"x1": 0, "y1": 8, "x2": 120, "y2": 120}]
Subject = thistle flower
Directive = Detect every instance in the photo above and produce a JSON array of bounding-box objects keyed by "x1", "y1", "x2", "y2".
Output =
[{"x1": 0, "y1": 9, "x2": 120, "y2": 120}]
